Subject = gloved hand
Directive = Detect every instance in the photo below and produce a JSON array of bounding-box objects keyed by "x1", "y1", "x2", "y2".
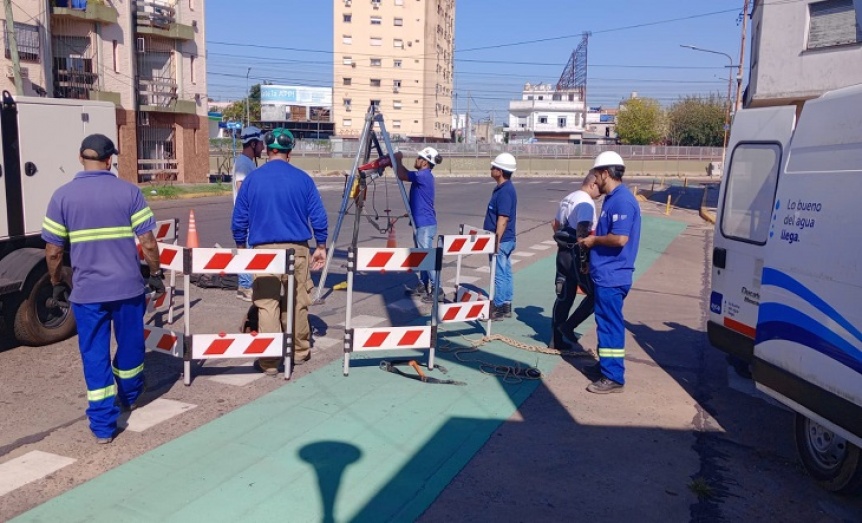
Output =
[
  {"x1": 50, "y1": 284, "x2": 70, "y2": 308},
  {"x1": 147, "y1": 270, "x2": 166, "y2": 296}
]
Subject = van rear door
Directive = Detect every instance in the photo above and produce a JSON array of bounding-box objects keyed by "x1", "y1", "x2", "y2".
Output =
[{"x1": 708, "y1": 106, "x2": 796, "y2": 361}]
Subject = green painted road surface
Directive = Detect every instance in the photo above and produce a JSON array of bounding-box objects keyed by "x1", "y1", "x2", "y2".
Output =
[{"x1": 14, "y1": 216, "x2": 686, "y2": 523}]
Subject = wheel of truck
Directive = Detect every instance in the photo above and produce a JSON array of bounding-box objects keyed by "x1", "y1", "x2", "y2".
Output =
[
  {"x1": 13, "y1": 265, "x2": 76, "y2": 346},
  {"x1": 795, "y1": 413, "x2": 862, "y2": 494}
]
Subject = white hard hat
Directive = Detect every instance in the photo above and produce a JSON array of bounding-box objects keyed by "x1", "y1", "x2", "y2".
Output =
[
  {"x1": 240, "y1": 125, "x2": 263, "y2": 145},
  {"x1": 592, "y1": 151, "x2": 625, "y2": 170},
  {"x1": 491, "y1": 152, "x2": 517, "y2": 173},
  {"x1": 417, "y1": 146, "x2": 441, "y2": 166}
]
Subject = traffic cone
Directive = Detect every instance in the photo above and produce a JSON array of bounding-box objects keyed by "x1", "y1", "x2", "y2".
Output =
[
  {"x1": 186, "y1": 209, "x2": 200, "y2": 248},
  {"x1": 386, "y1": 223, "x2": 397, "y2": 248}
]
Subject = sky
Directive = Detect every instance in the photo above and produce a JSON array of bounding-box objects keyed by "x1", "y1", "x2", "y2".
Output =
[{"x1": 205, "y1": 1, "x2": 749, "y2": 123}]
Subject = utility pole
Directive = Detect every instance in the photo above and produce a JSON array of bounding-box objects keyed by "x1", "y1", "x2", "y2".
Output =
[
  {"x1": 465, "y1": 91, "x2": 471, "y2": 144},
  {"x1": 734, "y1": 0, "x2": 750, "y2": 113},
  {"x1": 245, "y1": 67, "x2": 251, "y2": 126},
  {"x1": 3, "y1": 0, "x2": 23, "y2": 95}
]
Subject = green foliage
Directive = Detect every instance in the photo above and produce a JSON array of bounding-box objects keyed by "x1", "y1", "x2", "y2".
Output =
[
  {"x1": 616, "y1": 98, "x2": 664, "y2": 145},
  {"x1": 667, "y1": 94, "x2": 727, "y2": 147},
  {"x1": 222, "y1": 84, "x2": 262, "y2": 123}
]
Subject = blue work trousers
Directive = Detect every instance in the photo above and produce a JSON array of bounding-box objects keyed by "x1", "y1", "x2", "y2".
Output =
[
  {"x1": 414, "y1": 225, "x2": 437, "y2": 289},
  {"x1": 239, "y1": 242, "x2": 252, "y2": 289},
  {"x1": 594, "y1": 285, "x2": 631, "y2": 385},
  {"x1": 492, "y1": 241, "x2": 516, "y2": 306},
  {"x1": 72, "y1": 294, "x2": 147, "y2": 438}
]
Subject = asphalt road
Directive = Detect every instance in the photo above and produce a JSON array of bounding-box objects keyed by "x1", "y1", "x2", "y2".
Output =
[{"x1": 1, "y1": 175, "x2": 859, "y2": 521}]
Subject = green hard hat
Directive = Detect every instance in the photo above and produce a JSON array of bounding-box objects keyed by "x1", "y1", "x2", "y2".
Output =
[{"x1": 264, "y1": 128, "x2": 295, "y2": 151}]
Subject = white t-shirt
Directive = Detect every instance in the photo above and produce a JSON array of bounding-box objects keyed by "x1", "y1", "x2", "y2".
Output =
[
  {"x1": 556, "y1": 189, "x2": 597, "y2": 233},
  {"x1": 232, "y1": 154, "x2": 257, "y2": 204}
]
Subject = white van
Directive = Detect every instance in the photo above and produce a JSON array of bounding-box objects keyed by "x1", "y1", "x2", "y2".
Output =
[{"x1": 709, "y1": 84, "x2": 862, "y2": 494}]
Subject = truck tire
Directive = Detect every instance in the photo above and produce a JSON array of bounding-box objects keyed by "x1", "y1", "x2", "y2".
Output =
[
  {"x1": 795, "y1": 413, "x2": 862, "y2": 495},
  {"x1": 13, "y1": 265, "x2": 76, "y2": 346}
]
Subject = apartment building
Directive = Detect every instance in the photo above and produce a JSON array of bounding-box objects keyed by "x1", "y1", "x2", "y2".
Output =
[
  {"x1": 507, "y1": 82, "x2": 586, "y2": 144},
  {"x1": 333, "y1": 0, "x2": 454, "y2": 141},
  {"x1": 1, "y1": 0, "x2": 208, "y2": 184},
  {"x1": 747, "y1": 0, "x2": 862, "y2": 108}
]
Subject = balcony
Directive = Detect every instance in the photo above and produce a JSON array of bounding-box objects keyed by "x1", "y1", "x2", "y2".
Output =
[
  {"x1": 138, "y1": 77, "x2": 196, "y2": 114},
  {"x1": 509, "y1": 99, "x2": 583, "y2": 113},
  {"x1": 52, "y1": 57, "x2": 122, "y2": 106},
  {"x1": 135, "y1": 0, "x2": 194, "y2": 41},
  {"x1": 52, "y1": 0, "x2": 119, "y2": 25}
]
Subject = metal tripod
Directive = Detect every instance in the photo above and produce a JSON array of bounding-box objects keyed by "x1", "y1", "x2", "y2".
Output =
[{"x1": 313, "y1": 106, "x2": 416, "y2": 304}]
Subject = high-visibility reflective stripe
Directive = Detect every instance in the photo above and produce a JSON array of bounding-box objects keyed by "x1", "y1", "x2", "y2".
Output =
[
  {"x1": 69, "y1": 226, "x2": 134, "y2": 244},
  {"x1": 42, "y1": 217, "x2": 68, "y2": 238},
  {"x1": 87, "y1": 384, "x2": 117, "y2": 402},
  {"x1": 131, "y1": 207, "x2": 154, "y2": 228},
  {"x1": 598, "y1": 349, "x2": 626, "y2": 358},
  {"x1": 112, "y1": 363, "x2": 144, "y2": 380}
]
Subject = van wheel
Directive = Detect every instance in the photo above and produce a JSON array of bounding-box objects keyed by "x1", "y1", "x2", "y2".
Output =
[
  {"x1": 795, "y1": 413, "x2": 862, "y2": 494},
  {"x1": 13, "y1": 266, "x2": 76, "y2": 346}
]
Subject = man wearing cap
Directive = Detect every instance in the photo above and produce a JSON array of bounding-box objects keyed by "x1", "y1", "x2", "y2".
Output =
[
  {"x1": 232, "y1": 128, "x2": 328, "y2": 376},
  {"x1": 41, "y1": 134, "x2": 165, "y2": 443},
  {"x1": 233, "y1": 126, "x2": 264, "y2": 302},
  {"x1": 578, "y1": 151, "x2": 641, "y2": 394},
  {"x1": 394, "y1": 147, "x2": 442, "y2": 302},
  {"x1": 485, "y1": 153, "x2": 519, "y2": 321}
]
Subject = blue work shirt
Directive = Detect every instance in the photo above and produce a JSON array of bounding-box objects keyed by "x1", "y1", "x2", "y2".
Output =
[
  {"x1": 407, "y1": 168, "x2": 436, "y2": 228},
  {"x1": 590, "y1": 185, "x2": 641, "y2": 287},
  {"x1": 484, "y1": 180, "x2": 517, "y2": 243},
  {"x1": 41, "y1": 171, "x2": 155, "y2": 304},
  {"x1": 232, "y1": 159, "x2": 328, "y2": 247}
]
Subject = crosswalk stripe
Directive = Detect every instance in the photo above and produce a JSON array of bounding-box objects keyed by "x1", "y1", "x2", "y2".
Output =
[
  {"x1": 449, "y1": 275, "x2": 480, "y2": 284},
  {"x1": 207, "y1": 363, "x2": 266, "y2": 386},
  {"x1": 120, "y1": 399, "x2": 197, "y2": 432},
  {"x1": 0, "y1": 451, "x2": 76, "y2": 497},
  {"x1": 530, "y1": 244, "x2": 552, "y2": 251},
  {"x1": 474, "y1": 266, "x2": 491, "y2": 274},
  {"x1": 513, "y1": 251, "x2": 535, "y2": 257},
  {"x1": 337, "y1": 315, "x2": 386, "y2": 328}
]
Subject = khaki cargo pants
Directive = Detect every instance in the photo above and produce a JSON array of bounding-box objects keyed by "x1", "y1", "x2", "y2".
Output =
[{"x1": 252, "y1": 242, "x2": 311, "y2": 371}]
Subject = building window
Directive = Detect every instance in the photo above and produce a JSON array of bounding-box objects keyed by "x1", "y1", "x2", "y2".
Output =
[
  {"x1": 527, "y1": 95, "x2": 533, "y2": 100},
  {"x1": 343, "y1": 56, "x2": 353, "y2": 65},
  {"x1": 370, "y1": 78, "x2": 381, "y2": 87},
  {"x1": 370, "y1": 37, "x2": 382, "y2": 46},
  {"x1": 393, "y1": 80, "x2": 401, "y2": 90},
  {"x1": 807, "y1": 0, "x2": 861, "y2": 49},
  {"x1": 370, "y1": 58, "x2": 381, "y2": 66},
  {"x1": 4, "y1": 21, "x2": 40, "y2": 62},
  {"x1": 393, "y1": 119, "x2": 401, "y2": 128},
  {"x1": 190, "y1": 55, "x2": 196, "y2": 84},
  {"x1": 393, "y1": 100, "x2": 402, "y2": 109},
  {"x1": 370, "y1": 99, "x2": 381, "y2": 109},
  {"x1": 344, "y1": 98, "x2": 352, "y2": 107},
  {"x1": 343, "y1": 77, "x2": 352, "y2": 85},
  {"x1": 395, "y1": 0, "x2": 403, "y2": 4},
  {"x1": 538, "y1": 116, "x2": 548, "y2": 124},
  {"x1": 558, "y1": 117, "x2": 567, "y2": 128},
  {"x1": 189, "y1": 0, "x2": 194, "y2": 10},
  {"x1": 343, "y1": 119, "x2": 352, "y2": 127},
  {"x1": 394, "y1": 39, "x2": 404, "y2": 48},
  {"x1": 394, "y1": 59, "x2": 402, "y2": 68},
  {"x1": 394, "y1": 17, "x2": 403, "y2": 26},
  {"x1": 371, "y1": 16, "x2": 382, "y2": 25},
  {"x1": 343, "y1": 34, "x2": 352, "y2": 44},
  {"x1": 344, "y1": 13, "x2": 352, "y2": 22},
  {"x1": 112, "y1": 40, "x2": 119, "y2": 72}
]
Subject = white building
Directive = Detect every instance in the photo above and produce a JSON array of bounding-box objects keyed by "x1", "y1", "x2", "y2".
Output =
[
  {"x1": 747, "y1": 0, "x2": 862, "y2": 108},
  {"x1": 507, "y1": 83, "x2": 586, "y2": 143}
]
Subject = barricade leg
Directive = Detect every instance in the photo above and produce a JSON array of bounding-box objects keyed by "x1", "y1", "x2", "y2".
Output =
[
  {"x1": 343, "y1": 248, "x2": 355, "y2": 376},
  {"x1": 487, "y1": 254, "x2": 497, "y2": 337},
  {"x1": 284, "y1": 250, "x2": 296, "y2": 381},
  {"x1": 183, "y1": 272, "x2": 192, "y2": 386}
]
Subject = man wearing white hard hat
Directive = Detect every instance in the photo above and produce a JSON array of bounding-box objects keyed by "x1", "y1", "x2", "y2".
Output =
[
  {"x1": 484, "y1": 153, "x2": 519, "y2": 320},
  {"x1": 395, "y1": 147, "x2": 442, "y2": 302},
  {"x1": 233, "y1": 126, "x2": 264, "y2": 301},
  {"x1": 578, "y1": 151, "x2": 641, "y2": 394}
]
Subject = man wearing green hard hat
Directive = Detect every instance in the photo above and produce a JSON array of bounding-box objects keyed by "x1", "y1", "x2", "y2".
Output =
[{"x1": 231, "y1": 128, "x2": 329, "y2": 376}]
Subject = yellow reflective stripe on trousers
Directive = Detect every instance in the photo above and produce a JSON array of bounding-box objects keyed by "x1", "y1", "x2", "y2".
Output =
[
  {"x1": 598, "y1": 349, "x2": 626, "y2": 358},
  {"x1": 42, "y1": 217, "x2": 69, "y2": 238},
  {"x1": 113, "y1": 363, "x2": 144, "y2": 380},
  {"x1": 69, "y1": 226, "x2": 135, "y2": 244},
  {"x1": 131, "y1": 207, "x2": 154, "y2": 228},
  {"x1": 87, "y1": 384, "x2": 117, "y2": 402}
]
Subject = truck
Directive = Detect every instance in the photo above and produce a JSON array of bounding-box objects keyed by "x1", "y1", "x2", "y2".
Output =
[
  {"x1": 708, "y1": 83, "x2": 862, "y2": 494},
  {"x1": 0, "y1": 92, "x2": 118, "y2": 346}
]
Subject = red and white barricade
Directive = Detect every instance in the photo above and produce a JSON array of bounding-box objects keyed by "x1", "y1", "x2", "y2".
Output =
[
  {"x1": 440, "y1": 230, "x2": 497, "y2": 336},
  {"x1": 145, "y1": 287, "x2": 172, "y2": 313},
  {"x1": 343, "y1": 246, "x2": 442, "y2": 376},
  {"x1": 192, "y1": 332, "x2": 285, "y2": 359},
  {"x1": 138, "y1": 218, "x2": 180, "y2": 323},
  {"x1": 144, "y1": 325, "x2": 184, "y2": 358}
]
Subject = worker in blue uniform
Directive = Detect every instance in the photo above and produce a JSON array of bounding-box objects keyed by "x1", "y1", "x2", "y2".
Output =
[{"x1": 42, "y1": 134, "x2": 165, "y2": 443}]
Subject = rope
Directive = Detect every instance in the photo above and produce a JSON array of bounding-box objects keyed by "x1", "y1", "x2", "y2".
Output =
[{"x1": 436, "y1": 328, "x2": 596, "y2": 384}]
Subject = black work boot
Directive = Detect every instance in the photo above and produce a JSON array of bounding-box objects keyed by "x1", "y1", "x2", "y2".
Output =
[
  {"x1": 405, "y1": 282, "x2": 427, "y2": 296},
  {"x1": 490, "y1": 302, "x2": 511, "y2": 321}
]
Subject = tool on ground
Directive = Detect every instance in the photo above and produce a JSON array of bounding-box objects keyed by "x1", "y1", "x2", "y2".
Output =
[{"x1": 379, "y1": 359, "x2": 466, "y2": 385}]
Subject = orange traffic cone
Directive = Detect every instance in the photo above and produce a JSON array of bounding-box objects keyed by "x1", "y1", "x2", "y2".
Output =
[
  {"x1": 186, "y1": 209, "x2": 200, "y2": 248},
  {"x1": 386, "y1": 223, "x2": 397, "y2": 248}
]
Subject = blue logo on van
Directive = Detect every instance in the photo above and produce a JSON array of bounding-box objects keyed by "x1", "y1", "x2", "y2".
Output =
[{"x1": 710, "y1": 292, "x2": 723, "y2": 314}]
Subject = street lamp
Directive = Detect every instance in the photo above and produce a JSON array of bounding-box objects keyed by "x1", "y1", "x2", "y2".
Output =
[
  {"x1": 680, "y1": 44, "x2": 738, "y2": 171},
  {"x1": 245, "y1": 67, "x2": 252, "y2": 126}
]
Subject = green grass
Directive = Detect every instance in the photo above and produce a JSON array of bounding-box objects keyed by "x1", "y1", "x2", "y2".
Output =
[{"x1": 144, "y1": 183, "x2": 232, "y2": 200}]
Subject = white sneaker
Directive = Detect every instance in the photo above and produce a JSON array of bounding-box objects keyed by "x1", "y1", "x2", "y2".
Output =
[{"x1": 236, "y1": 288, "x2": 252, "y2": 302}]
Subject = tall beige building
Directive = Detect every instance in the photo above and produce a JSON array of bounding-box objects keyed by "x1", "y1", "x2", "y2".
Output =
[
  {"x1": 0, "y1": 0, "x2": 208, "y2": 184},
  {"x1": 333, "y1": 0, "x2": 454, "y2": 141}
]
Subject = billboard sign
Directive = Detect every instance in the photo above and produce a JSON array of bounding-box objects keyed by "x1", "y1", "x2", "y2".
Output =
[{"x1": 261, "y1": 85, "x2": 332, "y2": 107}]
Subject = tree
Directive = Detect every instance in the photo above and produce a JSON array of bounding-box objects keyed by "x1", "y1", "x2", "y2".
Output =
[
  {"x1": 615, "y1": 97, "x2": 664, "y2": 145},
  {"x1": 222, "y1": 84, "x2": 262, "y2": 124},
  {"x1": 666, "y1": 94, "x2": 726, "y2": 147}
]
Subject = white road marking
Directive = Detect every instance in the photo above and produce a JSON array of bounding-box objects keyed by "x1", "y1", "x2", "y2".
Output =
[
  {"x1": 119, "y1": 399, "x2": 197, "y2": 432},
  {"x1": 450, "y1": 275, "x2": 480, "y2": 284},
  {"x1": 474, "y1": 266, "x2": 491, "y2": 274},
  {"x1": 541, "y1": 240, "x2": 557, "y2": 245},
  {"x1": 513, "y1": 251, "x2": 535, "y2": 257},
  {"x1": 387, "y1": 298, "x2": 422, "y2": 312},
  {"x1": 313, "y1": 337, "x2": 341, "y2": 350},
  {"x1": 207, "y1": 363, "x2": 266, "y2": 387},
  {"x1": 550, "y1": 181, "x2": 563, "y2": 184},
  {"x1": 512, "y1": 260, "x2": 522, "y2": 265},
  {"x1": 0, "y1": 451, "x2": 76, "y2": 497},
  {"x1": 530, "y1": 244, "x2": 553, "y2": 251},
  {"x1": 343, "y1": 315, "x2": 387, "y2": 328}
]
